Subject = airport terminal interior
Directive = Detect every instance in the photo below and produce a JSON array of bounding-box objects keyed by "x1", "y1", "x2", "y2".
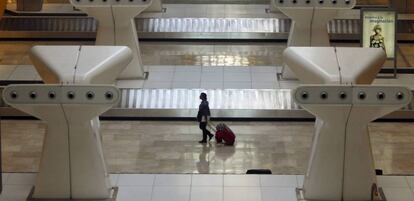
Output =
[{"x1": 2, "y1": 0, "x2": 414, "y2": 201}]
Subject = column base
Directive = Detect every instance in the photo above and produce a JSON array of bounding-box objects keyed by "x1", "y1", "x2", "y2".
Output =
[
  {"x1": 27, "y1": 187, "x2": 119, "y2": 201},
  {"x1": 296, "y1": 187, "x2": 387, "y2": 201}
]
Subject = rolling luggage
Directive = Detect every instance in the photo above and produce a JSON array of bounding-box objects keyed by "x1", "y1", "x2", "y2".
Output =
[{"x1": 214, "y1": 123, "x2": 236, "y2": 146}]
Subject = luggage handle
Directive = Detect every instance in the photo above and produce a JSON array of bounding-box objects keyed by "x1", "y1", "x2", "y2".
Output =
[{"x1": 207, "y1": 120, "x2": 217, "y2": 133}]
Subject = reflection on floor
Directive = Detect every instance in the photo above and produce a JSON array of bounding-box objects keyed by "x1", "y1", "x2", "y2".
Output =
[
  {"x1": 0, "y1": 41, "x2": 413, "y2": 67},
  {"x1": 4, "y1": 0, "x2": 392, "y2": 6},
  {"x1": 1, "y1": 173, "x2": 414, "y2": 201},
  {"x1": 2, "y1": 120, "x2": 414, "y2": 175}
]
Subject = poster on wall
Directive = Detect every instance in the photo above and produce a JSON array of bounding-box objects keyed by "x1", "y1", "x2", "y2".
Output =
[{"x1": 361, "y1": 10, "x2": 396, "y2": 59}]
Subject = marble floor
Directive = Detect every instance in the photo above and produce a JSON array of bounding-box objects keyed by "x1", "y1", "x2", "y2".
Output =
[
  {"x1": 2, "y1": 120, "x2": 414, "y2": 175},
  {"x1": 4, "y1": 0, "x2": 392, "y2": 6},
  {"x1": 0, "y1": 41, "x2": 412, "y2": 67},
  {"x1": 1, "y1": 173, "x2": 414, "y2": 201}
]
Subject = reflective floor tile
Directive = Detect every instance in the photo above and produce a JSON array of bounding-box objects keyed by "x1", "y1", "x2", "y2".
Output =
[
  {"x1": 224, "y1": 175, "x2": 260, "y2": 187},
  {"x1": 0, "y1": 185, "x2": 32, "y2": 201},
  {"x1": 7, "y1": 65, "x2": 38, "y2": 81},
  {"x1": 6, "y1": 173, "x2": 36, "y2": 185},
  {"x1": 406, "y1": 176, "x2": 414, "y2": 190},
  {"x1": 154, "y1": 174, "x2": 192, "y2": 186},
  {"x1": 109, "y1": 174, "x2": 119, "y2": 186},
  {"x1": 201, "y1": 72, "x2": 224, "y2": 83},
  {"x1": 192, "y1": 174, "x2": 223, "y2": 186},
  {"x1": 172, "y1": 81, "x2": 201, "y2": 89},
  {"x1": 151, "y1": 186, "x2": 190, "y2": 201},
  {"x1": 223, "y1": 81, "x2": 251, "y2": 89},
  {"x1": 382, "y1": 187, "x2": 414, "y2": 201},
  {"x1": 251, "y1": 66, "x2": 278, "y2": 73},
  {"x1": 175, "y1": 66, "x2": 202, "y2": 73},
  {"x1": 148, "y1": 65, "x2": 176, "y2": 72},
  {"x1": 118, "y1": 174, "x2": 155, "y2": 186},
  {"x1": 260, "y1": 175, "x2": 297, "y2": 187},
  {"x1": 200, "y1": 82, "x2": 224, "y2": 89},
  {"x1": 117, "y1": 186, "x2": 152, "y2": 201},
  {"x1": 173, "y1": 71, "x2": 201, "y2": 82},
  {"x1": 0, "y1": 65, "x2": 16, "y2": 80},
  {"x1": 251, "y1": 72, "x2": 277, "y2": 82},
  {"x1": 116, "y1": 80, "x2": 145, "y2": 89},
  {"x1": 223, "y1": 67, "x2": 251, "y2": 73},
  {"x1": 296, "y1": 175, "x2": 304, "y2": 188},
  {"x1": 378, "y1": 176, "x2": 409, "y2": 188},
  {"x1": 143, "y1": 81, "x2": 172, "y2": 89},
  {"x1": 2, "y1": 173, "x2": 10, "y2": 184},
  {"x1": 223, "y1": 72, "x2": 251, "y2": 82},
  {"x1": 251, "y1": 82, "x2": 278, "y2": 89},
  {"x1": 261, "y1": 187, "x2": 296, "y2": 201},
  {"x1": 191, "y1": 187, "x2": 223, "y2": 201},
  {"x1": 223, "y1": 187, "x2": 261, "y2": 201},
  {"x1": 147, "y1": 71, "x2": 174, "y2": 82}
]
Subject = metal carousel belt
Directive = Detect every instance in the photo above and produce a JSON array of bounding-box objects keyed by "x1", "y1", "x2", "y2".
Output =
[{"x1": 0, "y1": 16, "x2": 413, "y2": 41}]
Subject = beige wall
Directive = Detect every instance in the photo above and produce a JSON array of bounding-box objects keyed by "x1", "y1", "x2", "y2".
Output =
[
  {"x1": 392, "y1": 0, "x2": 414, "y2": 13},
  {"x1": 407, "y1": 0, "x2": 414, "y2": 13},
  {"x1": 0, "y1": 0, "x2": 6, "y2": 17}
]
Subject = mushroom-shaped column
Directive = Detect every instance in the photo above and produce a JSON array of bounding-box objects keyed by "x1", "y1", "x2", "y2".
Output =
[
  {"x1": 23, "y1": 45, "x2": 131, "y2": 200},
  {"x1": 293, "y1": 85, "x2": 412, "y2": 201},
  {"x1": 29, "y1": 45, "x2": 132, "y2": 85},
  {"x1": 69, "y1": 0, "x2": 153, "y2": 79},
  {"x1": 283, "y1": 47, "x2": 386, "y2": 84},
  {"x1": 2, "y1": 85, "x2": 120, "y2": 200},
  {"x1": 272, "y1": 0, "x2": 356, "y2": 79},
  {"x1": 30, "y1": 45, "x2": 132, "y2": 145}
]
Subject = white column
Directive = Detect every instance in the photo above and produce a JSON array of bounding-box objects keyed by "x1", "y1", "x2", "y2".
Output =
[
  {"x1": 2, "y1": 85, "x2": 121, "y2": 199},
  {"x1": 69, "y1": 0, "x2": 153, "y2": 79},
  {"x1": 273, "y1": 0, "x2": 356, "y2": 79},
  {"x1": 293, "y1": 85, "x2": 412, "y2": 200}
]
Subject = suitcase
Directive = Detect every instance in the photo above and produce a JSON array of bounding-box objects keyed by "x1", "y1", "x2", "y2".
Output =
[{"x1": 215, "y1": 123, "x2": 235, "y2": 146}]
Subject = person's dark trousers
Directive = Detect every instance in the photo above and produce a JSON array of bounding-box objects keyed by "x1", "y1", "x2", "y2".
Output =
[{"x1": 199, "y1": 122, "x2": 211, "y2": 142}]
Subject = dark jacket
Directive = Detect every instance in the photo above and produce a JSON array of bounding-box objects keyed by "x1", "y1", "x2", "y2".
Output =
[{"x1": 197, "y1": 100, "x2": 211, "y2": 122}]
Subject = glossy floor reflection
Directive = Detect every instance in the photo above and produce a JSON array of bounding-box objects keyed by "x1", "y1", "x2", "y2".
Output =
[
  {"x1": 2, "y1": 120, "x2": 414, "y2": 175},
  {"x1": 0, "y1": 41, "x2": 413, "y2": 67}
]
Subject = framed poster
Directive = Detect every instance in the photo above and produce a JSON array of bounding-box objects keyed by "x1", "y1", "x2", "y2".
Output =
[
  {"x1": 361, "y1": 9, "x2": 396, "y2": 59},
  {"x1": 361, "y1": 9, "x2": 397, "y2": 77}
]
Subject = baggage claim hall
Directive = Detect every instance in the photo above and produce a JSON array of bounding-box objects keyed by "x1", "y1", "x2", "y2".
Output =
[{"x1": 2, "y1": 0, "x2": 414, "y2": 201}]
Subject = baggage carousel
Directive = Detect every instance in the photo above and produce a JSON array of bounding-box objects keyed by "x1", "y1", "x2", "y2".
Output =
[
  {"x1": 2, "y1": 15, "x2": 414, "y2": 41},
  {"x1": 1, "y1": 3, "x2": 414, "y2": 41}
]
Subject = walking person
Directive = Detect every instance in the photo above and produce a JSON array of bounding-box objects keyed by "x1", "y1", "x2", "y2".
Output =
[{"x1": 197, "y1": 92, "x2": 214, "y2": 143}]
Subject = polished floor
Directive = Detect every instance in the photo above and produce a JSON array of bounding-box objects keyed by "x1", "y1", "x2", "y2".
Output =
[
  {"x1": 0, "y1": 41, "x2": 413, "y2": 68},
  {"x1": 2, "y1": 120, "x2": 414, "y2": 175},
  {"x1": 1, "y1": 173, "x2": 414, "y2": 201},
  {"x1": 5, "y1": 0, "x2": 391, "y2": 5}
]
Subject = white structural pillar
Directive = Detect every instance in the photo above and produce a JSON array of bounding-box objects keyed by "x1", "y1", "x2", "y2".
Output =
[
  {"x1": 21, "y1": 45, "x2": 132, "y2": 200},
  {"x1": 283, "y1": 47, "x2": 387, "y2": 84},
  {"x1": 272, "y1": 0, "x2": 356, "y2": 79},
  {"x1": 30, "y1": 46, "x2": 132, "y2": 85},
  {"x1": 293, "y1": 85, "x2": 412, "y2": 200},
  {"x1": 69, "y1": 0, "x2": 153, "y2": 80},
  {"x1": 3, "y1": 85, "x2": 121, "y2": 199},
  {"x1": 283, "y1": 47, "x2": 391, "y2": 200}
]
